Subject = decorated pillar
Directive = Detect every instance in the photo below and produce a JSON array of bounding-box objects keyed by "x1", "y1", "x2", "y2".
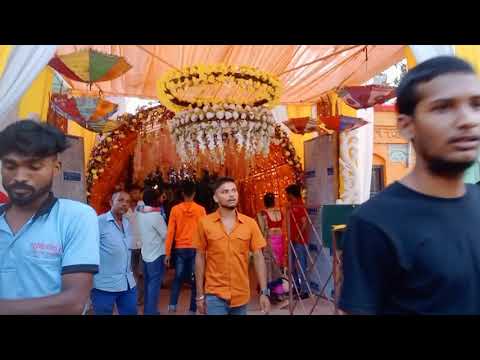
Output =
[
  {"x1": 329, "y1": 92, "x2": 362, "y2": 204},
  {"x1": 338, "y1": 129, "x2": 361, "y2": 204}
]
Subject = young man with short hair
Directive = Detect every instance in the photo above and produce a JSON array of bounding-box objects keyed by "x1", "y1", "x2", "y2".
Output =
[
  {"x1": 126, "y1": 184, "x2": 144, "y2": 305},
  {"x1": 165, "y1": 180, "x2": 206, "y2": 314},
  {"x1": 137, "y1": 188, "x2": 167, "y2": 315},
  {"x1": 339, "y1": 56, "x2": 480, "y2": 315},
  {"x1": 92, "y1": 191, "x2": 137, "y2": 315},
  {"x1": 285, "y1": 184, "x2": 310, "y2": 300},
  {"x1": 194, "y1": 177, "x2": 270, "y2": 315},
  {"x1": 0, "y1": 120, "x2": 99, "y2": 314}
]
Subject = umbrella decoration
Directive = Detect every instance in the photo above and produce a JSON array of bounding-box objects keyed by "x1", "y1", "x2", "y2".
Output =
[
  {"x1": 337, "y1": 85, "x2": 396, "y2": 109},
  {"x1": 283, "y1": 116, "x2": 318, "y2": 135},
  {"x1": 50, "y1": 93, "x2": 122, "y2": 133},
  {"x1": 48, "y1": 49, "x2": 132, "y2": 86},
  {"x1": 319, "y1": 115, "x2": 368, "y2": 133}
]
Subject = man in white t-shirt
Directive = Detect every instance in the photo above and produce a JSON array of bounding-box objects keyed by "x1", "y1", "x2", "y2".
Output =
[
  {"x1": 137, "y1": 188, "x2": 167, "y2": 315},
  {"x1": 125, "y1": 185, "x2": 144, "y2": 305}
]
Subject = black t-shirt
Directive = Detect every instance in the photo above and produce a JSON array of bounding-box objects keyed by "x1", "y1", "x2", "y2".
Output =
[{"x1": 339, "y1": 181, "x2": 480, "y2": 315}]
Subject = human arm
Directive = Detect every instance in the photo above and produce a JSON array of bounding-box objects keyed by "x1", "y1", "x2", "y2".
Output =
[
  {"x1": 0, "y1": 206, "x2": 100, "y2": 314},
  {"x1": 250, "y1": 220, "x2": 270, "y2": 314},
  {"x1": 164, "y1": 208, "x2": 177, "y2": 266},
  {"x1": 252, "y1": 250, "x2": 271, "y2": 314},
  {"x1": 193, "y1": 219, "x2": 207, "y2": 314},
  {"x1": 0, "y1": 273, "x2": 93, "y2": 315},
  {"x1": 194, "y1": 251, "x2": 206, "y2": 315}
]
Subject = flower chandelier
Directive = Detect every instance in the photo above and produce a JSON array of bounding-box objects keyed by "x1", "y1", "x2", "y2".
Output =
[
  {"x1": 170, "y1": 103, "x2": 276, "y2": 164},
  {"x1": 157, "y1": 64, "x2": 282, "y2": 165}
]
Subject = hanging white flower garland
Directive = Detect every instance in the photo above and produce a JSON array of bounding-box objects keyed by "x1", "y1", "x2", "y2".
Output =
[{"x1": 169, "y1": 103, "x2": 276, "y2": 164}]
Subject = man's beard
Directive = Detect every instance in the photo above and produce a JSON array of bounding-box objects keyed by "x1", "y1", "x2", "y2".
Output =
[
  {"x1": 425, "y1": 156, "x2": 475, "y2": 178},
  {"x1": 219, "y1": 202, "x2": 237, "y2": 210},
  {"x1": 4, "y1": 180, "x2": 53, "y2": 207}
]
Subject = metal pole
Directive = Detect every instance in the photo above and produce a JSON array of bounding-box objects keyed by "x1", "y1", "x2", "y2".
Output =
[{"x1": 287, "y1": 206, "x2": 294, "y2": 315}]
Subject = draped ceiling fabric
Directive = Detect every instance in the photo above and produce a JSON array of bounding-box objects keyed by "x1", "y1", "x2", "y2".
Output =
[{"x1": 56, "y1": 45, "x2": 405, "y2": 103}]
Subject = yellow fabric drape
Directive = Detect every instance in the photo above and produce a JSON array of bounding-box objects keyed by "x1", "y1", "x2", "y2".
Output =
[
  {"x1": 0, "y1": 45, "x2": 13, "y2": 78},
  {"x1": 286, "y1": 104, "x2": 312, "y2": 118},
  {"x1": 68, "y1": 121, "x2": 96, "y2": 168},
  {"x1": 405, "y1": 46, "x2": 416, "y2": 70},
  {"x1": 17, "y1": 67, "x2": 54, "y2": 122},
  {"x1": 455, "y1": 45, "x2": 480, "y2": 73}
]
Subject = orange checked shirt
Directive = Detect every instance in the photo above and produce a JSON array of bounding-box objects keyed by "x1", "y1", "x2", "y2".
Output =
[{"x1": 193, "y1": 210, "x2": 266, "y2": 307}]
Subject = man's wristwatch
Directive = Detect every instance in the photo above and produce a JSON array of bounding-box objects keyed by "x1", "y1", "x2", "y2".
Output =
[
  {"x1": 196, "y1": 295, "x2": 205, "y2": 302},
  {"x1": 260, "y1": 288, "x2": 270, "y2": 297}
]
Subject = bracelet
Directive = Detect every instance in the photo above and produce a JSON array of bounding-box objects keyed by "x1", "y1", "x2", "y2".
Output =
[{"x1": 195, "y1": 295, "x2": 205, "y2": 301}]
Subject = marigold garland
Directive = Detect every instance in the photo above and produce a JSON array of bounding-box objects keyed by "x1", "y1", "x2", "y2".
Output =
[{"x1": 157, "y1": 64, "x2": 282, "y2": 112}]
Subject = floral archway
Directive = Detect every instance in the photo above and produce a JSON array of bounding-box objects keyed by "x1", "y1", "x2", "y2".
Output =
[{"x1": 86, "y1": 104, "x2": 303, "y2": 217}]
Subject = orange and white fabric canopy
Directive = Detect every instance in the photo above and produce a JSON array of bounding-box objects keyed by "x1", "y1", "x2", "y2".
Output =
[{"x1": 56, "y1": 45, "x2": 405, "y2": 104}]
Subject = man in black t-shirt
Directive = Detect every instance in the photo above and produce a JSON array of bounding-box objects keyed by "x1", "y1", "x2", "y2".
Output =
[{"x1": 339, "y1": 56, "x2": 480, "y2": 315}]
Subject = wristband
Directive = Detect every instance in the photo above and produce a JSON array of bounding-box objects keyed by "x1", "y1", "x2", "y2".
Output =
[{"x1": 196, "y1": 295, "x2": 205, "y2": 301}]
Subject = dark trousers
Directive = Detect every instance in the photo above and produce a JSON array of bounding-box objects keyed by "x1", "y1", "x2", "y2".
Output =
[
  {"x1": 132, "y1": 249, "x2": 144, "y2": 303},
  {"x1": 169, "y1": 248, "x2": 196, "y2": 312},
  {"x1": 143, "y1": 255, "x2": 166, "y2": 315},
  {"x1": 91, "y1": 287, "x2": 138, "y2": 315}
]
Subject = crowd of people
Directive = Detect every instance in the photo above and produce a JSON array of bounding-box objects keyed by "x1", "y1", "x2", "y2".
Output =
[
  {"x1": 0, "y1": 117, "x2": 309, "y2": 315},
  {"x1": 92, "y1": 177, "x2": 310, "y2": 315},
  {"x1": 2, "y1": 55, "x2": 480, "y2": 315}
]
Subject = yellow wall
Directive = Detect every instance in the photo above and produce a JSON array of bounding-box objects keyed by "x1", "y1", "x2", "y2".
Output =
[
  {"x1": 373, "y1": 110, "x2": 413, "y2": 186},
  {"x1": 17, "y1": 67, "x2": 54, "y2": 121},
  {"x1": 68, "y1": 121, "x2": 96, "y2": 169},
  {"x1": 289, "y1": 132, "x2": 317, "y2": 169}
]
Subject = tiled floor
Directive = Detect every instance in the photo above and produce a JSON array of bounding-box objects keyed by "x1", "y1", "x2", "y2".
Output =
[{"x1": 136, "y1": 268, "x2": 335, "y2": 316}]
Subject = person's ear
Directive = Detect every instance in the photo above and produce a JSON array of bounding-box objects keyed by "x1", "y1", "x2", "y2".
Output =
[
  {"x1": 397, "y1": 114, "x2": 415, "y2": 142},
  {"x1": 53, "y1": 159, "x2": 62, "y2": 177},
  {"x1": 213, "y1": 193, "x2": 218, "y2": 204}
]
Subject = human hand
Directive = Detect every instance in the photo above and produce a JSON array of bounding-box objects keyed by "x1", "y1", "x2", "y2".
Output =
[
  {"x1": 259, "y1": 294, "x2": 271, "y2": 315},
  {"x1": 164, "y1": 256, "x2": 170, "y2": 267},
  {"x1": 196, "y1": 296, "x2": 207, "y2": 315}
]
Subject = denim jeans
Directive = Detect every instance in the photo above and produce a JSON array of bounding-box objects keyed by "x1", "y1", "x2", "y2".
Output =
[
  {"x1": 205, "y1": 295, "x2": 248, "y2": 315},
  {"x1": 91, "y1": 286, "x2": 138, "y2": 315},
  {"x1": 291, "y1": 243, "x2": 309, "y2": 294},
  {"x1": 169, "y1": 248, "x2": 196, "y2": 312},
  {"x1": 143, "y1": 255, "x2": 166, "y2": 315}
]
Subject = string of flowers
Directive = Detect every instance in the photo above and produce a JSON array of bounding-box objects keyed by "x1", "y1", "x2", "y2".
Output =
[
  {"x1": 86, "y1": 105, "x2": 175, "y2": 201},
  {"x1": 157, "y1": 64, "x2": 282, "y2": 112},
  {"x1": 169, "y1": 103, "x2": 276, "y2": 165}
]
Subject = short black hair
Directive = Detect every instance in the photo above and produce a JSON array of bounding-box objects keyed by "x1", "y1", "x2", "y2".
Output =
[
  {"x1": 182, "y1": 180, "x2": 196, "y2": 197},
  {"x1": 143, "y1": 188, "x2": 158, "y2": 207},
  {"x1": 286, "y1": 184, "x2": 302, "y2": 199},
  {"x1": 0, "y1": 119, "x2": 69, "y2": 158},
  {"x1": 264, "y1": 192, "x2": 275, "y2": 208},
  {"x1": 112, "y1": 191, "x2": 129, "y2": 202},
  {"x1": 396, "y1": 56, "x2": 476, "y2": 116},
  {"x1": 213, "y1": 176, "x2": 236, "y2": 193}
]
